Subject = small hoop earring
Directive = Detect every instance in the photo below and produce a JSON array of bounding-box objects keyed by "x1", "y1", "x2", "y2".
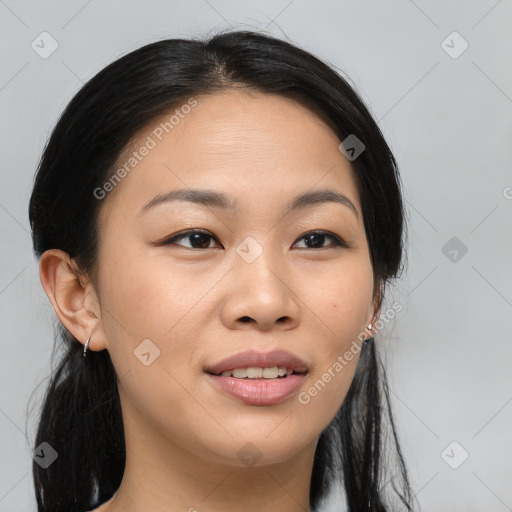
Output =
[{"x1": 83, "y1": 336, "x2": 90, "y2": 357}]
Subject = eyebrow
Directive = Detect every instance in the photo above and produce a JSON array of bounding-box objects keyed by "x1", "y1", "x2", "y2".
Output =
[{"x1": 138, "y1": 187, "x2": 359, "y2": 219}]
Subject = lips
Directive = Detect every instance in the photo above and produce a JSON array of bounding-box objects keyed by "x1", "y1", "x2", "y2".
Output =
[{"x1": 204, "y1": 349, "x2": 309, "y2": 375}]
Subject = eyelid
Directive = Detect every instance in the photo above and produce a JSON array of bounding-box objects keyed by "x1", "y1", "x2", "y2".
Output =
[
  {"x1": 294, "y1": 230, "x2": 348, "y2": 249},
  {"x1": 158, "y1": 228, "x2": 220, "y2": 248},
  {"x1": 159, "y1": 229, "x2": 348, "y2": 249}
]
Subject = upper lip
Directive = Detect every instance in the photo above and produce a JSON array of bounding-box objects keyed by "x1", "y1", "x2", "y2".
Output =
[{"x1": 204, "y1": 349, "x2": 309, "y2": 375}]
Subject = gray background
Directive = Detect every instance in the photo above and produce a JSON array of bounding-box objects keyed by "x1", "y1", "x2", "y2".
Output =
[{"x1": 1, "y1": 1, "x2": 511, "y2": 511}]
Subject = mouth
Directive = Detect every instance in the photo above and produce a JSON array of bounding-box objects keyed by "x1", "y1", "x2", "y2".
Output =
[
  {"x1": 203, "y1": 348, "x2": 309, "y2": 376},
  {"x1": 207, "y1": 366, "x2": 308, "y2": 379},
  {"x1": 203, "y1": 350, "x2": 310, "y2": 405},
  {"x1": 205, "y1": 371, "x2": 308, "y2": 406}
]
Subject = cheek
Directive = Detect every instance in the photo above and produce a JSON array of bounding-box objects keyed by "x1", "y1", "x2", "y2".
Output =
[
  {"x1": 296, "y1": 315, "x2": 364, "y2": 434},
  {"x1": 302, "y1": 258, "x2": 374, "y2": 340},
  {"x1": 295, "y1": 258, "x2": 372, "y2": 414},
  {"x1": 99, "y1": 241, "x2": 198, "y2": 335},
  {"x1": 97, "y1": 242, "x2": 220, "y2": 389},
  {"x1": 96, "y1": 248, "x2": 210, "y2": 440}
]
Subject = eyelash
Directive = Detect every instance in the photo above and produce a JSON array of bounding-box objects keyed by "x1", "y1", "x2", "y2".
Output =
[{"x1": 161, "y1": 229, "x2": 348, "y2": 250}]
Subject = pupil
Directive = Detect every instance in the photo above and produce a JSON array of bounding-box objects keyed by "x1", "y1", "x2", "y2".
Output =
[
  {"x1": 190, "y1": 233, "x2": 210, "y2": 249},
  {"x1": 306, "y1": 233, "x2": 324, "y2": 248}
]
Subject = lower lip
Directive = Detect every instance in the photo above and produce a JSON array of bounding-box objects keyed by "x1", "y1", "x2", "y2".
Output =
[{"x1": 205, "y1": 373, "x2": 307, "y2": 405}]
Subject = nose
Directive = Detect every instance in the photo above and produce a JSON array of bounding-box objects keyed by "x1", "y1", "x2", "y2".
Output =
[{"x1": 220, "y1": 246, "x2": 300, "y2": 331}]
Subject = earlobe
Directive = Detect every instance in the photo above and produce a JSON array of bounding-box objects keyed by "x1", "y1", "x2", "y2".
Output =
[
  {"x1": 364, "y1": 305, "x2": 380, "y2": 339},
  {"x1": 39, "y1": 249, "x2": 107, "y2": 352}
]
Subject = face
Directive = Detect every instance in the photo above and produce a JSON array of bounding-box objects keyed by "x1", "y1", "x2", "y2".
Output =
[{"x1": 91, "y1": 89, "x2": 376, "y2": 467}]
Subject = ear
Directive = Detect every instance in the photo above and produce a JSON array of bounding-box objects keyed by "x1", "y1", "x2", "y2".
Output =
[{"x1": 39, "y1": 249, "x2": 108, "y2": 353}]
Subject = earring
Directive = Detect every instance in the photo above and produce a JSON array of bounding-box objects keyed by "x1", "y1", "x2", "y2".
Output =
[
  {"x1": 83, "y1": 335, "x2": 90, "y2": 357},
  {"x1": 363, "y1": 323, "x2": 374, "y2": 345}
]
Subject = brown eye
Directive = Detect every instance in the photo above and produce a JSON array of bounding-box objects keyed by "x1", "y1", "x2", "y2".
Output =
[
  {"x1": 161, "y1": 229, "x2": 347, "y2": 251},
  {"x1": 293, "y1": 231, "x2": 347, "y2": 250},
  {"x1": 162, "y1": 230, "x2": 220, "y2": 249}
]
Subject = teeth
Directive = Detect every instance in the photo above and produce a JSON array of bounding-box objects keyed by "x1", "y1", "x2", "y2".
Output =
[
  {"x1": 263, "y1": 367, "x2": 279, "y2": 378},
  {"x1": 219, "y1": 366, "x2": 303, "y2": 379},
  {"x1": 233, "y1": 368, "x2": 248, "y2": 378}
]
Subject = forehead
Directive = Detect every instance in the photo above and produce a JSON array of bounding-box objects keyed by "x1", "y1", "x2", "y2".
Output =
[{"x1": 98, "y1": 90, "x2": 361, "y2": 222}]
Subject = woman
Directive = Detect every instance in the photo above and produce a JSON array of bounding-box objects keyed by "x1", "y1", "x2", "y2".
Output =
[{"x1": 29, "y1": 29, "x2": 415, "y2": 512}]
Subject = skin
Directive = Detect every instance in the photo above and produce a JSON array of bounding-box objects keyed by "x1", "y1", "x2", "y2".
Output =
[{"x1": 39, "y1": 89, "x2": 380, "y2": 512}]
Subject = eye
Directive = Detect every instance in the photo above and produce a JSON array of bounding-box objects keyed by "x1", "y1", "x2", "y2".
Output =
[
  {"x1": 293, "y1": 230, "x2": 348, "y2": 250},
  {"x1": 161, "y1": 229, "x2": 347, "y2": 250},
  {"x1": 162, "y1": 229, "x2": 221, "y2": 249}
]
